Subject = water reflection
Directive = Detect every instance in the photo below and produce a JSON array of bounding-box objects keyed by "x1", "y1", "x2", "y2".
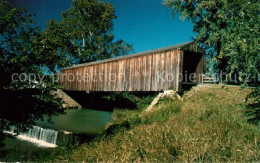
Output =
[{"x1": 37, "y1": 108, "x2": 112, "y2": 134}]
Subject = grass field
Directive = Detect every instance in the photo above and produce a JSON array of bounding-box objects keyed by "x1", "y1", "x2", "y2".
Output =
[
  {"x1": 52, "y1": 84, "x2": 258, "y2": 162},
  {"x1": 1, "y1": 84, "x2": 257, "y2": 161}
]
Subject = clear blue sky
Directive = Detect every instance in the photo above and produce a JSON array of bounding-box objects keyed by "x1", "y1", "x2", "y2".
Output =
[{"x1": 10, "y1": 0, "x2": 195, "y2": 53}]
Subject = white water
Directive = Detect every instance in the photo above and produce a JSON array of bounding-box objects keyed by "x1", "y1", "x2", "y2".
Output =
[{"x1": 5, "y1": 126, "x2": 58, "y2": 148}]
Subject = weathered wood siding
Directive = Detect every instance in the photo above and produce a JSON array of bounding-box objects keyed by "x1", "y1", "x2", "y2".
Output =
[
  {"x1": 59, "y1": 42, "x2": 206, "y2": 92},
  {"x1": 60, "y1": 49, "x2": 181, "y2": 91}
]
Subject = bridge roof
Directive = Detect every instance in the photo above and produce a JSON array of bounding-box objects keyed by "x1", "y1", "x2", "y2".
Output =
[{"x1": 62, "y1": 41, "x2": 195, "y2": 70}]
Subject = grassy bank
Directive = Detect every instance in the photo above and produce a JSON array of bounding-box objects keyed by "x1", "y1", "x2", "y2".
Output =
[
  {"x1": 1, "y1": 85, "x2": 258, "y2": 162},
  {"x1": 53, "y1": 85, "x2": 258, "y2": 162}
]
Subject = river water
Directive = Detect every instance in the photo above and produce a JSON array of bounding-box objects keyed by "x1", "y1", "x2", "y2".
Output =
[
  {"x1": 1, "y1": 108, "x2": 112, "y2": 151},
  {"x1": 37, "y1": 108, "x2": 112, "y2": 134}
]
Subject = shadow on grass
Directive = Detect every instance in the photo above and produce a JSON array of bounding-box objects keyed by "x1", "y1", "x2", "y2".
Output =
[
  {"x1": 179, "y1": 83, "x2": 197, "y2": 96},
  {"x1": 245, "y1": 87, "x2": 260, "y2": 124}
]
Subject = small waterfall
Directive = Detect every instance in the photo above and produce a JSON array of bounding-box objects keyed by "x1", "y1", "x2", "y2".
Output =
[{"x1": 7, "y1": 126, "x2": 58, "y2": 148}]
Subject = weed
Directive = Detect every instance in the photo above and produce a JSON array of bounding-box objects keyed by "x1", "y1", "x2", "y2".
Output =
[
  {"x1": 57, "y1": 86, "x2": 258, "y2": 162},
  {"x1": 10, "y1": 85, "x2": 258, "y2": 162}
]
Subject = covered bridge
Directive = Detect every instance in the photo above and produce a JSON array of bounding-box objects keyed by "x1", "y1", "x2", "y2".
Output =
[{"x1": 59, "y1": 41, "x2": 206, "y2": 92}]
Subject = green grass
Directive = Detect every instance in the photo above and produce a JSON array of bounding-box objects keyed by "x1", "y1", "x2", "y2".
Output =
[
  {"x1": 3, "y1": 85, "x2": 258, "y2": 162},
  {"x1": 51, "y1": 85, "x2": 258, "y2": 162}
]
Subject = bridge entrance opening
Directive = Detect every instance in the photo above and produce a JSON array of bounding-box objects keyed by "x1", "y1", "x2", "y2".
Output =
[{"x1": 182, "y1": 51, "x2": 203, "y2": 83}]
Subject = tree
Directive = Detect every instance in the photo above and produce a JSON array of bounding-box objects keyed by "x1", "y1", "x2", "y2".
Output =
[
  {"x1": 165, "y1": 0, "x2": 259, "y2": 85},
  {"x1": 0, "y1": 1, "x2": 64, "y2": 148},
  {"x1": 43, "y1": 0, "x2": 133, "y2": 65}
]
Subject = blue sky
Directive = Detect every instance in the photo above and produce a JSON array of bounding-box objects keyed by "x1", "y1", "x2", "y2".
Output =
[{"x1": 10, "y1": 0, "x2": 195, "y2": 53}]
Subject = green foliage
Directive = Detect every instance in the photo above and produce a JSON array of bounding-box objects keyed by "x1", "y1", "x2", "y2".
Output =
[
  {"x1": 0, "y1": 1, "x2": 64, "y2": 148},
  {"x1": 43, "y1": 0, "x2": 133, "y2": 64},
  {"x1": 165, "y1": 0, "x2": 259, "y2": 85},
  {"x1": 50, "y1": 86, "x2": 257, "y2": 162},
  {"x1": 0, "y1": 0, "x2": 134, "y2": 148},
  {"x1": 0, "y1": 86, "x2": 257, "y2": 162}
]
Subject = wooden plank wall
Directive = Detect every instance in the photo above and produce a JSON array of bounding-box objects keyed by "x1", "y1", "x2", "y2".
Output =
[
  {"x1": 60, "y1": 49, "x2": 181, "y2": 92},
  {"x1": 182, "y1": 42, "x2": 204, "y2": 53},
  {"x1": 59, "y1": 42, "x2": 206, "y2": 92},
  {"x1": 195, "y1": 54, "x2": 207, "y2": 83}
]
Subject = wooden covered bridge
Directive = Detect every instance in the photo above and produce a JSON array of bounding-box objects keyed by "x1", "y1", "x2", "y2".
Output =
[{"x1": 59, "y1": 41, "x2": 206, "y2": 92}]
